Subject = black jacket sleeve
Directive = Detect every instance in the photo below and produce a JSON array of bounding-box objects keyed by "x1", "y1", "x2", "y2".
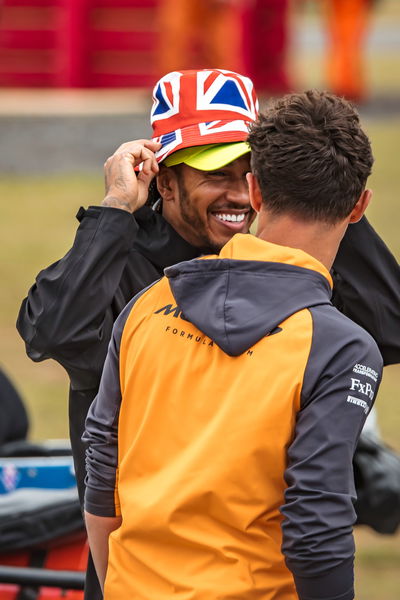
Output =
[
  {"x1": 16, "y1": 206, "x2": 139, "y2": 390},
  {"x1": 332, "y1": 216, "x2": 400, "y2": 365}
]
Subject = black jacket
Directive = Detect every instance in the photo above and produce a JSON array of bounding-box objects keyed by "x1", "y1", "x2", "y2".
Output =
[
  {"x1": 16, "y1": 204, "x2": 400, "y2": 597},
  {"x1": 17, "y1": 205, "x2": 199, "y2": 500}
]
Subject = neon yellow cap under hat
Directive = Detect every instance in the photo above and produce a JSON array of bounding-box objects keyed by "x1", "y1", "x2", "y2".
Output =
[{"x1": 163, "y1": 142, "x2": 250, "y2": 171}]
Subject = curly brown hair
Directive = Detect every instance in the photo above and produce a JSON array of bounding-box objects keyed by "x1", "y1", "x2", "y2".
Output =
[{"x1": 248, "y1": 90, "x2": 373, "y2": 224}]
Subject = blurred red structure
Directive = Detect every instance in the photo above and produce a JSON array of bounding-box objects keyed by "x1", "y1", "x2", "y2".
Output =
[
  {"x1": 0, "y1": 533, "x2": 87, "y2": 599},
  {"x1": 156, "y1": 0, "x2": 243, "y2": 77},
  {"x1": 0, "y1": 0, "x2": 159, "y2": 87},
  {"x1": 241, "y1": 0, "x2": 291, "y2": 95},
  {"x1": 0, "y1": 0, "x2": 291, "y2": 92},
  {"x1": 156, "y1": 0, "x2": 291, "y2": 96}
]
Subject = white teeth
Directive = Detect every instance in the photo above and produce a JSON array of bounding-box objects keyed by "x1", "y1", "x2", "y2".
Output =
[{"x1": 215, "y1": 213, "x2": 245, "y2": 223}]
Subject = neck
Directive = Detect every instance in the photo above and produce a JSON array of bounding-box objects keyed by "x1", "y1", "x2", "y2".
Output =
[{"x1": 256, "y1": 210, "x2": 348, "y2": 271}]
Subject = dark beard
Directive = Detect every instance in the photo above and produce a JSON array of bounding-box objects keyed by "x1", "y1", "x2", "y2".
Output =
[{"x1": 177, "y1": 177, "x2": 223, "y2": 254}]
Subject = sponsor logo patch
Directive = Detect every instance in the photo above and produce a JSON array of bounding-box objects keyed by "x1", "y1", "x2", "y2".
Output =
[
  {"x1": 349, "y1": 377, "x2": 375, "y2": 400},
  {"x1": 353, "y1": 363, "x2": 378, "y2": 382},
  {"x1": 346, "y1": 395, "x2": 370, "y2": 415}
]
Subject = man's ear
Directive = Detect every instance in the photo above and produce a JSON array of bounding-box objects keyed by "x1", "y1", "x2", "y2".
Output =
[
  {"x1": 349, "y1": 189, "x2": 372, "y2": 223},
  {"x1": 156, "y1": 165, "x2": 179, "y2": 203},
  {"x1": 246, "y1": 172, "x2": 263, "y2": 214}
]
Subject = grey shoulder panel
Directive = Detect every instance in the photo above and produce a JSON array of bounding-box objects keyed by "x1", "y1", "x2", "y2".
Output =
[
  {"x1": 83, "y1": 283, "x2": 157, "y2": 517},
  {"x1": 301, "y1": 305, "x2": 382, "y2": 412},
  {"x1": 282, "y1": 305, "x2": 383, "y2": 600}
]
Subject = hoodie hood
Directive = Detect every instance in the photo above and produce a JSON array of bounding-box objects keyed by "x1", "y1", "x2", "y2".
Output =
[{"x1": 165, "y1": 234, "x2": 333, "y2": 356}]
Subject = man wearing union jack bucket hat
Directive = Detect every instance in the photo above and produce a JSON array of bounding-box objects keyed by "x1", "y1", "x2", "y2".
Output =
[
  {"x1": 103, "y1": 68, "x2": 260, "y2": 253},
  {"x1": 17, "y1": 69, "x2": 400, "y2": 600},
  {"x1": 151, "y1": 68, "x2": 258, "y2": 162}
]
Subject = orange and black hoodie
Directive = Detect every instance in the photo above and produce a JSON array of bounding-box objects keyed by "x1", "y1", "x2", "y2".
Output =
[{"x1": 84, "y1": 233, "x2": 382, "y2": 600}]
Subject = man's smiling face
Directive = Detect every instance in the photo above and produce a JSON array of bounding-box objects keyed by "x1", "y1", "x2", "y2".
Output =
[{"x1": 159, "y1": 155, "x2": 255, "y2": 253}]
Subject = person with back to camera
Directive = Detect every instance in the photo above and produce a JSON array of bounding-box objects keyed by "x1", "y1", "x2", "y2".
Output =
[
  {"x1": 83, "y1": 90, "x2": 383, "y2": 600},
  {"x1": 17, "y1": 69, "x2": 400, "y2": 599}
]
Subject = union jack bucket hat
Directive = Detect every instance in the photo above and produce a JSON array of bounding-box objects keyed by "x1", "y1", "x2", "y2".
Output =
[{"x1": 151, "y1": 69, "x2": 259, "y2": 163}]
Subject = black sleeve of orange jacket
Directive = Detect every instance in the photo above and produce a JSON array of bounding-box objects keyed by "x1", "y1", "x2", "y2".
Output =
[
  {"x1": 82, "y1": 300, "x2": 132, "y2": 518},
  {"x1": 332, "y1": 216, "x2": 400, "y2": 366},
  {"x1": 281, "y1": 305, "x2": 383, "y2": 600},
  {"x1": 16, "y1": 206, "x2": 139, "y2": 390},
  {"x1": 83, "y1": 284, "x2": 156, "y2": 517}
]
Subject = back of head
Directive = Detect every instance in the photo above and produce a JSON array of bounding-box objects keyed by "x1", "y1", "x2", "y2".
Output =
[{"x1": 248, "y1": 90, "x2": 373, "y2": 224}]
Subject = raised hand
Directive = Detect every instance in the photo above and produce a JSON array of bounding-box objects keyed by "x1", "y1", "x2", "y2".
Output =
[{"x1": 102, "y1": 139, "x2": 162, "y2": 213}]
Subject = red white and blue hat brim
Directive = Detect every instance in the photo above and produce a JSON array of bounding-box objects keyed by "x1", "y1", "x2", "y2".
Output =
[
  {"x1": 150, "y1": 69, "x2": 258, "y2": 163},
  {"x1": 152, "y1": 119, "x2": 252, "y2": 163}
]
